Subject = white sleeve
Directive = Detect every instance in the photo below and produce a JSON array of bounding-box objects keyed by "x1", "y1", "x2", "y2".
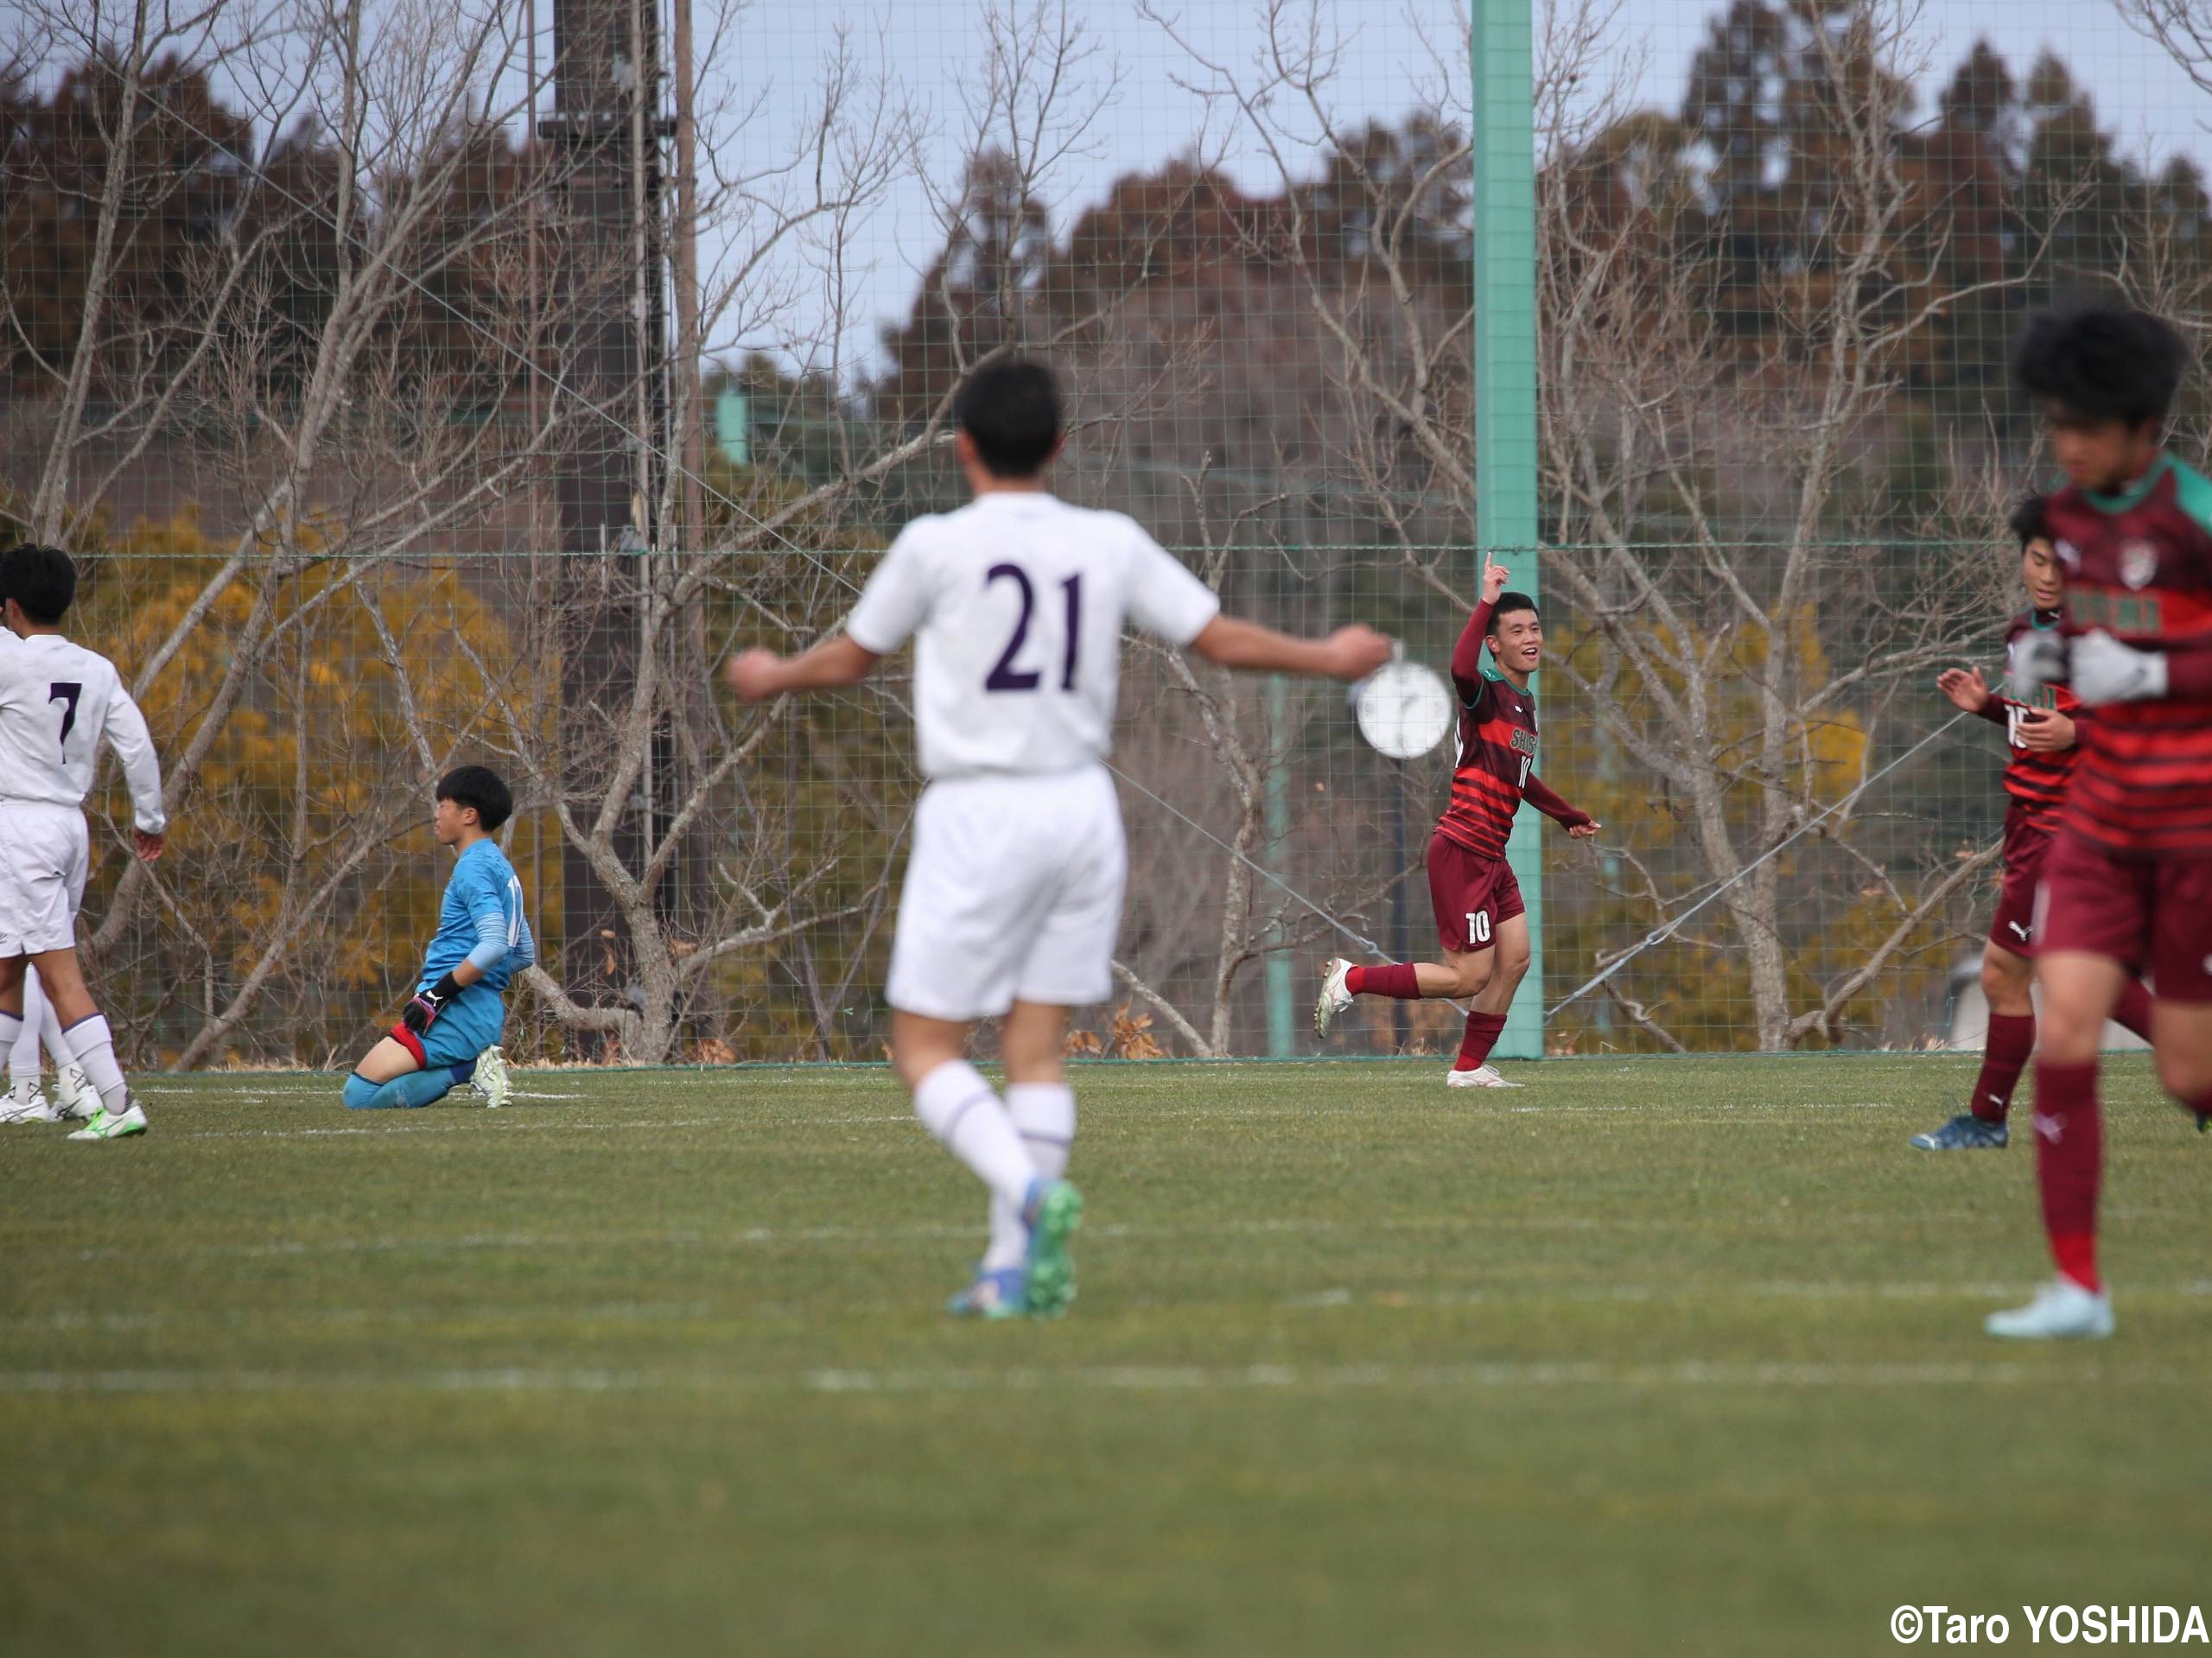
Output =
[
  {"x1": 844, "y1": 524, "x2": 935, "y2": 655},
  {"x1": 102, "y1": 684, "x2": 167, "y2": 835},
  {"x1": 1122, "y1": 525, "x2": 1222, "y2": 646}
]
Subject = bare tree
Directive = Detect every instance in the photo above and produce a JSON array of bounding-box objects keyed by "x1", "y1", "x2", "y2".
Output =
[{"x1": 1132, "y1": 0, "x2": 2046, "y2": 1051}]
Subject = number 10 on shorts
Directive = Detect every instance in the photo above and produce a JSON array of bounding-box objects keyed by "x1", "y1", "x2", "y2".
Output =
[{"x1": 1466, "y1": 910, "x2": 1491, "y2": 944}]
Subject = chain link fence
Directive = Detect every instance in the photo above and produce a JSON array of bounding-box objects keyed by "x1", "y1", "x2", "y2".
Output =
[{"x1": 4, "y1": 0, "x2": 2205, "y2": 1064}]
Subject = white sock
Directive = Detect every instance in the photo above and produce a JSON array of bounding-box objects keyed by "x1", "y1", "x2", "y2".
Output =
[
  {"x1": 911, "y1": 1060, "x2": 1037, "y2": 1210},
  {"x1": 61, "y1": 1013, "x2": 130, "y2": 1114},
  {"x1": 984, "y1": 1083, "x2": 1077, "y2": 1271},
  {"x1": 35, "y1": 975, "x2": 70, "y2": 1069},
  {"x1": 5, "y1": 992, "x2": 37, "y2": 1086}
]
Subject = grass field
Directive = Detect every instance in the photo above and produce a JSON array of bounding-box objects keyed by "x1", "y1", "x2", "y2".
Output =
[{"x1": 3, "y1": 1054, "x2": 2207, "y2": 1656}]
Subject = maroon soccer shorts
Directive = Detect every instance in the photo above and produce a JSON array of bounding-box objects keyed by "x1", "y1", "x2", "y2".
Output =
[
  {"x1": 1427, "y1": 829, "x2": 1525, "y2": 954},
  {"x1": 2034, "y1": 828, "x2": 2212, "y2": 1002},
  {"x1": 1987, "y1": 802, "x2": 2056, "y2": 957}
]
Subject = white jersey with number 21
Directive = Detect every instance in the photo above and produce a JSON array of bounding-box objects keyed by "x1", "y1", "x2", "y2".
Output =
[{"x1": 845, "y1": 492, "x2": 1221, "y2": 780}]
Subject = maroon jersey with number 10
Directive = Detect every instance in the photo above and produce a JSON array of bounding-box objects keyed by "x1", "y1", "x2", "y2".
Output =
[
  {"x1": 2044, "y1": 454, "x2": 2212, "y2": 858},
  {"x1": 1435, "y1": 599, "x2": 1541, "y2": 859},
  {"x1": 1987, "y1": 609, "x2": 2081, "y2": 818}
]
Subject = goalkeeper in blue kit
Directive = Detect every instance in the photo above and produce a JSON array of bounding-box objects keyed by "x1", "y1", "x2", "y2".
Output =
[{"x1": 342, "y1": 765, "x2": 535, "y2": 1110}]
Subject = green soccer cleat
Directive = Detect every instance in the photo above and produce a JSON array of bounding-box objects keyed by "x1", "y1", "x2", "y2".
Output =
[
  {"x1": 67, "y1": 1101, "x2": 149, "y2": 1141},
  {"x1": 1021, "y1": 1178, "x2": 1084, "y2": 1318},
  {"x1": 471, "y1": 1045, "x2": 512, "y2": 1109},
  {"x1": 947, "y1": 1266, "x2": 1028, "y2": 1320}
]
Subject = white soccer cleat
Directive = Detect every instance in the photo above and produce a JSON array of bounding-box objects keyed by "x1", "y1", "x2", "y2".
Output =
[
  {"x1": 54, "y1": 1064, "x2": 99, "y2": 1121},
  {"x1": 3, "y1": 1085, "x2": 59, "y2": 1124},
  {"x1": 1313, "y1": 958, "x2": 1356, "y2": 1038},
  {"x1": 471, "y1": 1045, "x2": 512, "y2": 1109},
  {"x1": 1985, "y1": 1278, "x2": 2114, "y2": 1341},
  {"x1": 1446, "y1": 1063, "x2": 1523, "y2": 1089},
  {"x1": 67, "y1": 1100, "x2": 148, "y2": 1141}
]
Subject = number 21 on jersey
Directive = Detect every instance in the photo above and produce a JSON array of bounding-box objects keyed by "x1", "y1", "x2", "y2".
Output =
[{"x1": 984, "y1": 564, "x2": 1081, "y2": 693}]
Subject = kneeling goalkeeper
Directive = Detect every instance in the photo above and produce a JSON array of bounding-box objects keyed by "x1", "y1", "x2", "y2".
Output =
[{"x1": 342, "y1": 765, "x2": 534, "y2": 1110}]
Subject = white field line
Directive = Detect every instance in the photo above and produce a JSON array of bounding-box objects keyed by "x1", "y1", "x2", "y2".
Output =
[
  {"x1": 59, "y1": 1214, "x2": 1611, "y2": 1264},
  {"x1": 1283, "y1": 1280, "x2": 2212, "y2": 1310},
  {"x1": 0, "y1": 1356, "x2": 2195, "y2": 1397},
  {"x1": 154, "y1": 1112, "x2": 914, "y2": 1141},
  {"x1": 13, "y1": 1280, "x2": 2211, "y2": 1336}
]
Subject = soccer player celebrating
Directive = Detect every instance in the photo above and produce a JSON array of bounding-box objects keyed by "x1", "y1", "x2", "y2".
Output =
[
  {"x1": 726, "y1": 359, "x2": 1392, "y2": 1318},
  {"x1": 1986, "y1": 307, "x2": 2212, "y2": 1341},
  {"x1": 1313, "y1": 560, "x2": 1599, "y2": 1086},
  {"x1": 341, "y1": 766, "x2": 532, "y2": 1112},
  {"x1": 1910, "y1": 497, "x2": 2157, "y2": 1151},
  {"x1": 0, "y1": 542, "x2": 167, "y2": 1140}
]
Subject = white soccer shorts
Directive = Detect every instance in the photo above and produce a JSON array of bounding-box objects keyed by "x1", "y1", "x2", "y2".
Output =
[
  {"x1": 886, "y1": 765, "x2": 1127, "y2": 1022},
  {"x1": 0, "y1": 804, "x2": 89, "y2": 956}
]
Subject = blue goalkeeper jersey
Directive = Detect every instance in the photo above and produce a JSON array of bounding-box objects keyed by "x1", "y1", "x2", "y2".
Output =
[{"x1": 419, "y1": 839, "x2": 536, "y2": 994}]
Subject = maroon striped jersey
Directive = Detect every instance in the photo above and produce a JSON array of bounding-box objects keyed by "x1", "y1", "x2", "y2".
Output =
[
  {"x1": 1438, "y1": 664, "x2": 1540, "y2": 859},
  {"x1": 1986, "y1": 609, "x2": 2081, "y2": 818},
  {"x1": 2045, "y1": 454, "x2": 2212, "y2": 857}
]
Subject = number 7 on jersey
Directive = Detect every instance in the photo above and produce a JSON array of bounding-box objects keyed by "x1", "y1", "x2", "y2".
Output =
[{"x1": 49, "y1": 681, "x2": 82, "y2": 757}]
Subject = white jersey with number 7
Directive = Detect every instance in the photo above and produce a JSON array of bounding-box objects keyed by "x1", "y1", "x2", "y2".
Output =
[
  {"x1": 845, "y1": 492, "x2": 1222, "y2": 780},
  {"x1": 0, "y1": 632, "x2": 166, "y2": 831}
]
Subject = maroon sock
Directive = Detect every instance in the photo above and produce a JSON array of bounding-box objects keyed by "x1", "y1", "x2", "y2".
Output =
[
  {"x1": 1347, "y1": 962, "x2": 1422, "y2": 999},
  {"x1": 2113, "y1": 978, "x2": 2156, "y2": 1042},
  {"x1": 1970, "y1": 1013, "x2": 2037, "y2": 1122},
  {"x1": 2032, "y1": 1059, "x2": 2103, "y2": 1293},
  {"x1": 1455, "y1": 1012, "x2": 1508, "y2": 1070}
]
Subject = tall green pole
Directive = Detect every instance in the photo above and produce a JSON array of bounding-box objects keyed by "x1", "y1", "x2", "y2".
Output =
[
  {"x1": 1472, "y1": 0, "x2": 1544, "y2": 1060},
  {"x1": 1264, "y1": 675, "x2": 1295, "y2": 1058}
]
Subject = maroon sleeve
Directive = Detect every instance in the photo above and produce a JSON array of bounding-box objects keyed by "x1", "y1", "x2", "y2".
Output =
[
  {"x1": 1973, "y1": 698, "x2": 2009, "y2": 727},
  {"x1": 1451, "y1": 600, "x2": 1496, "y2": 702},
  {"x1": 2170, "y1": 650, "x2": 2212, "y2": 698},
  {"x1": 1523, "y1": 774, "x2": 1593, "y2": 829}
]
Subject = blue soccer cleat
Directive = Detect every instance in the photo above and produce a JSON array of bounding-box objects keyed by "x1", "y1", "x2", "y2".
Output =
[
  {"x1": 1020, "y1": 1178, "x2": 1084, "y2": 1318},
  {"x1": 1910, "y1": 1113, "x2": 2007, "y2": 1152},
  {"x1": 947, "y1": 1266, "x2": 1028, "y2": 1320}
]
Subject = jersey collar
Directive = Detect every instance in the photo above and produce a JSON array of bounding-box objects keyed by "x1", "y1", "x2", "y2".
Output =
[
  {"x1": 2083, "y1": 453, "x2": 2171, "y2": 516},
  {"x1": 1479, "y1": 664, "x2": 1532, "y2": 699}
]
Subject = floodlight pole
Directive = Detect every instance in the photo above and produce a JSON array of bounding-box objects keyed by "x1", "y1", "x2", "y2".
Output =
[{"x1": 1472, "y1": 0, "x2": 1543, "y2": 1060}]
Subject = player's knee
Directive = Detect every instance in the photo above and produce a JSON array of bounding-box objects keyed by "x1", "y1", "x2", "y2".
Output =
[
  {"x1": 2154, "y1": 1049, "x2": 2212, "y2": 1107},
  {"x1": 1451, "y1": 958, "x2": 1494, "y2": 999},
  {"x1": 1979, "y1": 954, "x2": 2028, "y2": 1002},
  {"x1": 341, "y1": 1072, "x2": 387, "y2": 1110}
]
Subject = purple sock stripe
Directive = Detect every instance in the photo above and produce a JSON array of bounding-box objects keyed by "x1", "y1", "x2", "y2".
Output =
[
  {"x1": 936, "y1": 1089, "x2": 997, "y2": 1144},
  {"x1": 1019, "y1": 1131, "x2": 1073, "y2": 1147},
  {"x1": 60, "y1": 1013, "x2": 105, "y2": 1035}
]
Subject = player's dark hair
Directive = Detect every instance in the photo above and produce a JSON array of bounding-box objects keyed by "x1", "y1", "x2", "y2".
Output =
[
  {"x1": 1486, "y1": 592, "x2": 1539, "y2": 634},
  {"x1": 0, "y1": 542, "x2": 76, "y2": 625},
  {"x1": 2008, "y1": 494, "x2": 2050, "y2": 549},
  {"x1": 953, "y1": 359, "x2": 1062, "y2": 478},
  {"x1": 2011, "y1": 307, "x2": 2189, "y2": 429},
  {"x1": 436, "y1": 765, "x2": 512, "y2": 832}
]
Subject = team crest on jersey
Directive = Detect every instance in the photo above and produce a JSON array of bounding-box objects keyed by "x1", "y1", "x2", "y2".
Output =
[
  {"x1": 2119, "y1": 538, "x2": 2159, "y2": 591},
  {"x1": 2054, "y1": 538, "x2": 2082, "y2": 571}
]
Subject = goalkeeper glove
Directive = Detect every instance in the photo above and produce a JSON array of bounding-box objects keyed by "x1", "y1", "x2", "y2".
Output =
[
  {"x1": 2067, "y1": 630, "x2": 2169, "y2": 705},
  {"x1": 402, "y1": 972, "x2": 463, "y2": 1036},
  {"x1": 2013, "y1": 631, "x2": 2068, "y2": 696}
]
